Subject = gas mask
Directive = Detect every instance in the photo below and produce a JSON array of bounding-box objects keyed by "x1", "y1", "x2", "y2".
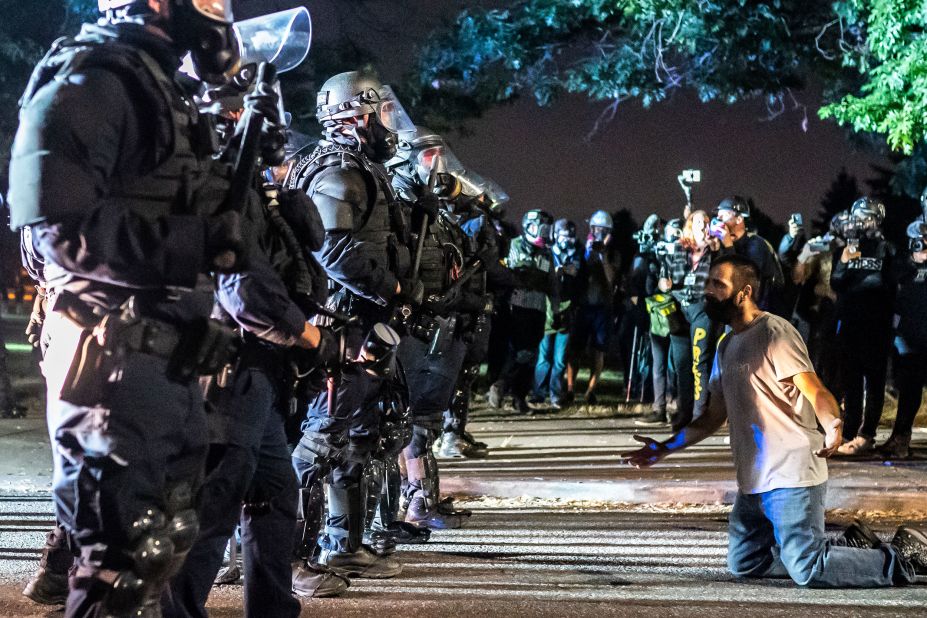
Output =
[
  {"x1": 556, "y1": 232, "x2": 576, "y2": 252},
  {"x1": 523, "y1": 210, "x2": 553, "y2": 248},
  {"x1": 590, "y1": 226, "x2": 610, "y2": 243}
]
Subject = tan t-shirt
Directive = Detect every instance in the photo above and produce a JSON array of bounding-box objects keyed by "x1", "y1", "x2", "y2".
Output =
[{"x1": 708, "y1": 312, "x2": 828, "y2": 494}]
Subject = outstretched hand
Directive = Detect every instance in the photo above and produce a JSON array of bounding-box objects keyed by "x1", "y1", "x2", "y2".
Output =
[{"x1": 620, "y1": 435, "x2": 670, "y2": 469}]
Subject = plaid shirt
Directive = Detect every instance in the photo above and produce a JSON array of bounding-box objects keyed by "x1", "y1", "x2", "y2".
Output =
[{"x1": 666, "y1": 247, "x2": 728, "y2": 306}]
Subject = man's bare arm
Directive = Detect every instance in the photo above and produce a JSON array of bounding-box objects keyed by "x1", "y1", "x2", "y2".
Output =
[
  {"x1": 789, "y1": 371, "x2": 843, "y2": 457},
  {"x1": 622, "y1": 392, "x2": 728, "y2": 468}
]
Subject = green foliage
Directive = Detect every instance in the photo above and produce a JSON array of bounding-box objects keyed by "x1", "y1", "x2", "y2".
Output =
[
  {"x1": 820, "y1": 1, "x2": 927, "y2": 154},
  {"x1": 412, "y1": 1, "x2": 847, "y2": 134}
]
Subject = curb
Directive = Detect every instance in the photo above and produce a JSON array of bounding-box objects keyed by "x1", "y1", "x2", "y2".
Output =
[{"x1": 441, "y1": 476, "x2": 927, "y2": 513}]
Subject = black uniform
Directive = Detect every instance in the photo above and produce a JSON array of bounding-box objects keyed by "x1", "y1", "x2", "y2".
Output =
[
  {"x1": 7, "y1": 23, "x2": 242, "y2": 616},
  {"x1": 829, "y1": 237, "x2": 896, "y2": 441},
  {"x1": 391, "y1": 172, "x2": 486, "y2": 526},
  {"x1": 165, "y1": 187, "x2": 328, "y2": 617},
  {"x1": 287, "y1": 141, "x2": 409, "y2": 554},
  {"x1": 449, "y1": 211, "x2": 514, "y2": 436}
]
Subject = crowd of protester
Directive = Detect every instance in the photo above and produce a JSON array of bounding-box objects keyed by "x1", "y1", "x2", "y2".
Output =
[{"x1": 484, "y1": 193, "x2": 926, "y2": 460}]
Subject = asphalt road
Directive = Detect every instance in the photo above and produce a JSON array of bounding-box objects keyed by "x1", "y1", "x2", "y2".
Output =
[{"x1": 0, "y1": 498, "x2": 924, "y2": 617}]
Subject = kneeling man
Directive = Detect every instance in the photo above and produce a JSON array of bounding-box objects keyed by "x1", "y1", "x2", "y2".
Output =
[{"x1": 623, "y1": 254, "x2": 925, "y2": 587}]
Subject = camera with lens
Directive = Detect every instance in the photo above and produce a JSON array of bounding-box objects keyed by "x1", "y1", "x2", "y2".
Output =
[
  {"x1": 632, "y1": 229, "x2": 658, "y2": 251},
  {"x1": 910, "y1": 237, "x2": 927, "y2": 253},
  {"x1": 807, "y1": 234, "x2": 835, "y2": 253}
]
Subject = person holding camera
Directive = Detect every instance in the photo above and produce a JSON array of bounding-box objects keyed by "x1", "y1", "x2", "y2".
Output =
[
  {"x1": 880, "y1": 219, "x2": 927, "y2": 459},
  {"x1": 631, "y1": 215, "x2": 675, "y2": 426},
  {"x1": 714, "y1": 197, "x2": 785, "y2": 313},
  {"x1": 777, "y1": 213, "x2": 809, "y2": 333},
  {"x1": 567, "y1": 210, "x2": 620, "y2": 405},
  {"x1": 657, "y1": 210, "x2": 731, "y2": 430},
  {"x1": 829, "y1": 198, "x2": 897, "y2": 456}
]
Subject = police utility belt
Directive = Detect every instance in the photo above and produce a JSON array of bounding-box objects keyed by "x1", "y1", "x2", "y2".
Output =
[
  {"x1": 54, "y1": 292, "x2": 239, "y2": 406},
  {"x1": 407, "y1": 309, "x2": 458, "y2": 356}
]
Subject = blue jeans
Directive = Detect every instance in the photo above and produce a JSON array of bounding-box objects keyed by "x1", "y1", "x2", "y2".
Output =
[
  {"x1": 728, "y1": 483, "x2": 915, "y2": 587},
  {"x1": 533, "y1": 331, "x2": 570, "y2": 402}
]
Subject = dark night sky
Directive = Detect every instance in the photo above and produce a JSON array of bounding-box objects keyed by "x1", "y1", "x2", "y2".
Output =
[{"x1": 248, "y1": 0, "x2": 887, "y2": 228}]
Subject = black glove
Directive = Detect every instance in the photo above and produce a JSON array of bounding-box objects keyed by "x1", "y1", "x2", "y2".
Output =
[
  {"x1": 396, "y1": 278, "x2": 424, "y2": 306},
  {"x1": 434, "y1": 173, "x2": 461, "y2": 198},
  {"x1": 414, "y1": 192, "x2": 441, "y2": 224},
  {"x1": 274, "y1": 189, "x2": 325, "y2": 251},
  {"x1": 314, "y1": 327, "x2": 340, "y2": 369},
  {"x1": 423, "y1": 286, "x2": 460, "y2": 314},
  {"x1": 204, "y1": 211, "x2": 251, "y2": 273},
  {"x1": 240, "y1": 81, "x2": 286, "y2": 166}
]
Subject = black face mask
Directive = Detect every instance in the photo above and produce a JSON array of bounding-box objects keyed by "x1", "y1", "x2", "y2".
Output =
[
  {"x1": 366, "y1": 119, "x2": 396, "y2": 163},
  {"x1": 703, "y1": 294, "x2": 739, "y2": 324}
]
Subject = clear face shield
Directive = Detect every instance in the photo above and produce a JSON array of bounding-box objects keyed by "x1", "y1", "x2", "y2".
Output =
[
  {"x1": 414, "y1": 143, "x2": 465, "y2": 186},
  {"x1": 375, "y1": 85, "x2": 416, "y2": 134},
  {"x1": 182, "y1": 7, "x2": 311, "y2": 85},
  {"x1": 457, "y1": 172, "x2": 510, "y2": 215},
  {"x1": 233, "y1": 7, "x2": 312, "y2": 73}
]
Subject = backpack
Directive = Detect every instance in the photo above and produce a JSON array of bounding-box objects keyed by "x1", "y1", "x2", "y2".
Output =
[{"x1": 645, "y1": 293, "x2": 687, "y2": 337}]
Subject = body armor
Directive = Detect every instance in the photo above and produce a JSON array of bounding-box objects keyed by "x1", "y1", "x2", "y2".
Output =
[
  {"x1": 286, "y1": 142, "x2": 410, "y2": 284},
  {"x1": 12, "y1": 26, "x2": 227, "y2": 230}
]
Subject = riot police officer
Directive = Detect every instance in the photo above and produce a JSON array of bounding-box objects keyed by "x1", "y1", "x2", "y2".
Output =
[
  {"x1": 443, "y1": 181, "x2": 514, "y2": 457},
  {"x1": 165, "y1": 31, "x2": 351, "y2": 612},
  {"x1": 286, "y1": 70, "x2": 417, "y2": 578},
  {"x1": 7, "y1": 1, "x2": 250, "y2": 614},
  {"x1": 386, "y1": 126, "x2": 484, "y2": 527}
]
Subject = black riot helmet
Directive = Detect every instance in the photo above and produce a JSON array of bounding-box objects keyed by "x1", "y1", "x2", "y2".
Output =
[
  {"x1": 315, "y1": 70, "x2": 415, "y2": 162},
  {"x1": 522, "y1": 209, "x2": 553, "y2": 248},
  {"x1": 388, "y1": 125, "x2": 464, "y2": 197},
  {"x1": 99, "y1": 1, "x2": 240, "y2": 84}
]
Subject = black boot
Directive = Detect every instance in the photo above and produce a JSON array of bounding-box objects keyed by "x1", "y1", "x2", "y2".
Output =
[
  {"x1": 318, "y1": 485, "x2": 402, "y2": 578},
  {"x1": 22, "y1": 525, "x2": 71, "y2": 605},
  {"x1": 404, "y1": 453, "x2": 471, "y2": 530},
  {"x1": 891, "y1": 525, "x2": 927, "y2": 575}
]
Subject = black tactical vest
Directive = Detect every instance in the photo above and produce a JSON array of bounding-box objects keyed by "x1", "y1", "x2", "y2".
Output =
[
  {"x1": 286, "y1": 143, "x2": 409, "y2": 278},
  {"x1": 13, "y1": 32, "x2": 230, "y2": 229}
]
